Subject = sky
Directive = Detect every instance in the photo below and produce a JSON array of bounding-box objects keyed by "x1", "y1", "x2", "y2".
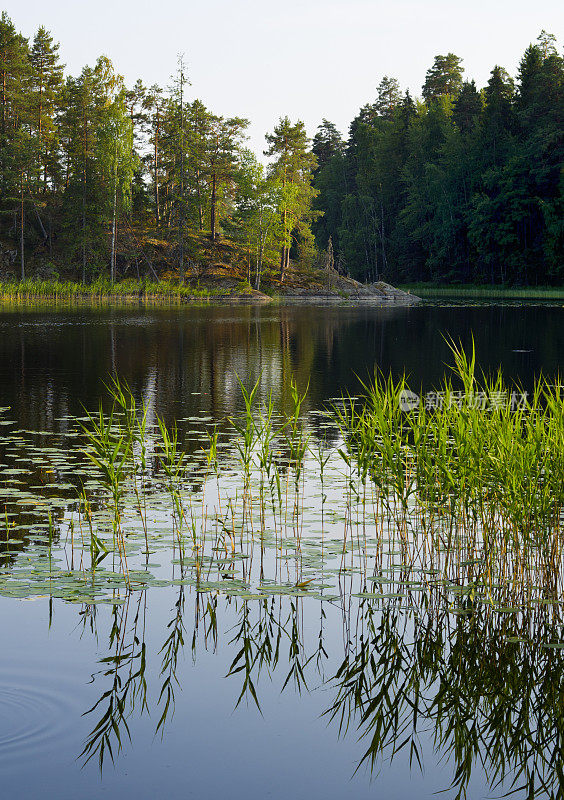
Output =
[{"x1": 4, "y1": 0, "x2": 563, "y2": 154}]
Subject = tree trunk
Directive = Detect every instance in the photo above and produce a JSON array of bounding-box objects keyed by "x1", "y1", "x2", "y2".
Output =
[
  {"x1": 196, "y1": 170, "x2": 203, "y2": 230},
  {"x1": 82, "y1": 181, "x2": 87, "y2": 284},
  {"x1": 380, "y1": 199, "x2": 387, "y2": 277},
  {"x1": 39, "y1": 74, "x2": 46, "y2": 190},
  {"x1": 154, "y1": 108, "x2": 160, "y2": 225},
  {"x1": 82, "y1": 112, "x2": 88, "y2": 284},
  {"x1": 280, "y1": 207, "x2": 287, "y2": 282},
  {"x1": 2, "y1": 71, "x2": 6, "y2": 135},
  {"x1": 111, "y1": 173, "x2": 117, "y2": 282},
  {"x1": 179, "y1": 67, "x2": 185, "y2": 285},
  {"x1": 210, "y1": 172, "x2": 217, "y2": 241},
  {"x1": 20, "y1": 175, "x2": 25, "y2": 280},
  {"x1": 256, "y1": 240, "x2": 265, "y2": 292}
]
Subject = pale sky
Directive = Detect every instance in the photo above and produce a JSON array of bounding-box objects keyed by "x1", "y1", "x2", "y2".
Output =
[{"x1": 4, "y1": 0, "x2": 563, "y2": 154}]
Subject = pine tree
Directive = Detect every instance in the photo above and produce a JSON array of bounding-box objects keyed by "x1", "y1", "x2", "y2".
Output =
[
  {"x1": 206, "y1": 114, "x2": 248, "y2": 241},
  {"x1": 375, "y1": 76, "x2": 401, "y2": 119},
  {"x1": 59, "y1": 58, "x2": 120, "y2": 280},
  {"x1": 265, "y1": 117, "x2": 319, "y2": 281},
  {"x1": 186, "y1": 99, "x2": 212, "y2": 231},
  {"x1": 146, "y1": 84, "x2": 165, "y2": 225},
  {"x1": 422, "y1": 54, "x2": 464, "y2": 103},
  {"x1": 0, "y1": 12, "x2": 29, "y2": 139}
]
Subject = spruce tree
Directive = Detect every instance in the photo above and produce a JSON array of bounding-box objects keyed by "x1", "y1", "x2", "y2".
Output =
[{"x1": 28, "y1": 26, "x2": 64, "y2": 190}]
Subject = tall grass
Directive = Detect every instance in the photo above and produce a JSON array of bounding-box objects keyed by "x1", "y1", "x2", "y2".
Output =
[
  {"x1": 336, "y1": 342, "x2": 564, "y2": 608},
  {"x1": 401, "y1": 282, "x2": 564, "y2": 300},
  {"x1": 0, "y1": 278, "x2": 217, "y2": 304}
]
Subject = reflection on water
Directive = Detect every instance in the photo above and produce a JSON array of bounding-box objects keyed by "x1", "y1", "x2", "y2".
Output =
[
  {"x1": 1, "y1": 303, "x2": 564, "y2": 431},
  {"x1": 1, "y1": 303, "x2": 564, "y2": 800},
  {"x1": 73, "y1": 585, "x2": 564, "y2": 800}
]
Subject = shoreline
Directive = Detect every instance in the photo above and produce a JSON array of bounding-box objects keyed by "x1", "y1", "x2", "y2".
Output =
[
  {"x1": 400, "y1": 283, "x2": 564, "y2": 301},
  {"x1": 0, "y1": 277, "x2": 422, "y2": 307},
  {"x1": 0, "y1": 294, "x2": 421, "y2": 308}
]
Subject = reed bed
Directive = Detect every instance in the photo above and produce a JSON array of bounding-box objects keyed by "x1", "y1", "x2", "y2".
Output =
[
  {"x1": 335, "y1": 342, "x2": 564, "y2": 613},
  {"x1": 0, "y1": 278, "x2": 215, "y2": 304},
  {"x1": 3, "y1": 358, "x2": 564, "y2": 797},
  {"x1": 401, "y1": 282, "x2": 564, "y2": 300},
  {"x1": 2, "y1": 345, "x2": 564, "y2": 621}
]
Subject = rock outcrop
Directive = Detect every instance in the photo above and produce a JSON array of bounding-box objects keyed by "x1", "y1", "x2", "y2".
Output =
[{"x1": 276, "y1": 270, "x2": 420, "y2": 304}]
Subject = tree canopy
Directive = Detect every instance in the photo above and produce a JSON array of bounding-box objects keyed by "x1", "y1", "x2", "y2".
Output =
[
  {"x1": 0, "y1": 15, "x2": 561, "y2": 288},
  {"x1": 313, "y1": 33, "x2": 563, "y2": 285}
]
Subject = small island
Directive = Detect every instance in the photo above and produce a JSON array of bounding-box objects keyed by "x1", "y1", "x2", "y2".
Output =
[{"x1": 0, "y1": 14, "x2": 560, "y2": 301}]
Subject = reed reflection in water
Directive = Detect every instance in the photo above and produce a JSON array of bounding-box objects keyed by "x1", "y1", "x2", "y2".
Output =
[{"x1": 77, "y1": 583, "x2": 564, "y2": 800}]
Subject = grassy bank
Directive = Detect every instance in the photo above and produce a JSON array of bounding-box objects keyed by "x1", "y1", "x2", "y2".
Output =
[
  {"x1": 0, "y1": 278, "x2": 223, "y2": 304},
  {"x1": 400, "y1": 283, "x2": 564, "y2": 300}
]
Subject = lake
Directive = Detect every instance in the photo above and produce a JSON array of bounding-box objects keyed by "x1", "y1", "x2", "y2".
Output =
[{"x1": 0, "y1": 300, "x2": 563, "y2": 800}]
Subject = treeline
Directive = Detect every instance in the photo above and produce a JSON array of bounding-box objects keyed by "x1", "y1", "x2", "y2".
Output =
[
  {"x1": 0, "y1": 11, "x2": 318, "y2": 286},
  {"x1": 0, "y1": 12, "x2": 562, "y2": 287},
  {"x1": 313, "y1": 32, "x2": 563, "y2": 285}
]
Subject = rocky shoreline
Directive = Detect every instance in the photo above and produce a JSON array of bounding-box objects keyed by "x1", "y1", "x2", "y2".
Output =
[{"x1": 212, "y1": 276, "x2": 421, "y2": 305}]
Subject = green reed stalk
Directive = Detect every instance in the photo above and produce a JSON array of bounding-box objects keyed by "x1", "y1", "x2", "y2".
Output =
[
  {"x1": 157, "y1": 418, "x2": 187, "y2": 560},
  {"x1": 82, "y1": 401, "x2": 132, "y2": 584},
  {"x1": 333, "y1": 340, "x2": 564, "y2": 608}
]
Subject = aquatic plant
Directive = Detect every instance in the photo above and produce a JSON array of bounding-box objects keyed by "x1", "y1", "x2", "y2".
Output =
[
  {"x1": 4, "y1": 365, "x2": 564, "y2": 796},
  {"x1": 2, "y1": 348, "x2": 564, "y2": 623},
  {"x1": 400, "y1": 283, "x2": 564, "y2": 300}
]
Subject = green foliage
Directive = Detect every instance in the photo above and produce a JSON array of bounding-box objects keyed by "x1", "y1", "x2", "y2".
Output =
[
  {"x1": 230, "y1": 149, "x2": 281, "y2": 289},
  {"x1": 0, "y1": 13, "x2": 560, "y2": 288},
  {"x1": 313, "y1": 33, "x2": 563, "y2": 285},
  {"x1": 265, "y1": 116, "x2": 320, "y2": 279},
  {"x1": 0, "y1": 13, "x2": 317, "y2": 284},
  {"x1": 422, "y1": 52, "x2": 464, "y2": 102}
]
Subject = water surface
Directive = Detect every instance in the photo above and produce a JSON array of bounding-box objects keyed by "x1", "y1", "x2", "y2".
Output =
[{"x1": 0, "y1": 301, "x2": 563, "y2": 800}]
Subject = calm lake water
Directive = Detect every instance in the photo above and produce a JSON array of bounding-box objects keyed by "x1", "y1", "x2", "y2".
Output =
[{"x1": 1, "y1": 300, "x2": 563, "y2": 800}]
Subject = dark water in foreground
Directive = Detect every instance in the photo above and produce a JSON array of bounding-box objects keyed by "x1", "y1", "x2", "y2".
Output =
[
  {"x1": 1, "y1": 301, "x2": 563, "y2": 426},
  {"x1": 0, "y1": 301, "x2": 563, "y2": 800}
]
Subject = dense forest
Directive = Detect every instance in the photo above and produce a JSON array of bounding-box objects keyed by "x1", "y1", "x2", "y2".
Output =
[
  {"x1": 313, "y1": 34, "x2": 563, "y2": 285},
  {"x1": 0, "y1": 12, "x2": 562, "y2": 287}
]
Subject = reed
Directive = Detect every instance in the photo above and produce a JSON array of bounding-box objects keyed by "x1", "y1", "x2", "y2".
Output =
[
  {"x1": 157, "y1": 418, "x2": 188, "y2": 559},
  {"x1": 82, "y1": 401, "x2": 132, "y2": 584},
  {"x1": 39, "y1": 348, "x2": 564, "y2": 619},
  {"x1": 400, "y1": 282, "x2": 564, "y2": 300},
  {"x1": 0, "y1": 278, "x2": 216, "y2": 305},
  {"x1": 334, "y1": 341, "x2": 564, "y2": 610}
]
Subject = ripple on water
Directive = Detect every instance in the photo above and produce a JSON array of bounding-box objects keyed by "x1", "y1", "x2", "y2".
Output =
[{"x1": 0, "y1": 667, "x2": 81, "y2": 769}]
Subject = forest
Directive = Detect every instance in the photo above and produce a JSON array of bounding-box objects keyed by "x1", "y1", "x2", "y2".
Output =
[{"x1": 0, "y1": 11, "x2": 562, "y2": 287}]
